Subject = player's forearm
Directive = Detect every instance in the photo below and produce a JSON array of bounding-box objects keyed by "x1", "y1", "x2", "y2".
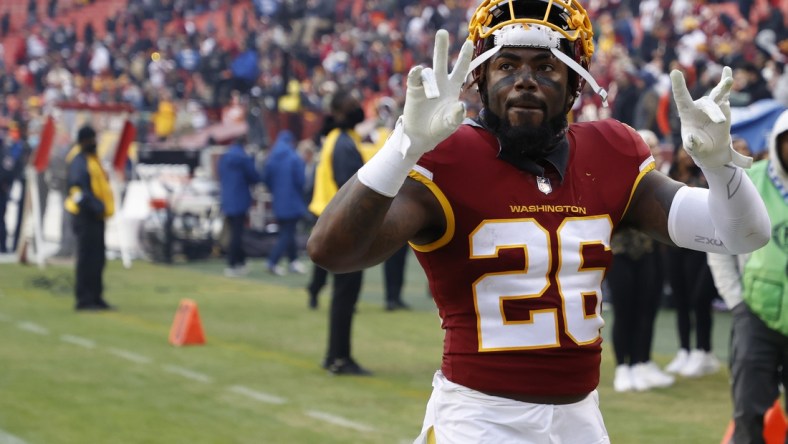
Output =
[
  {"x1": 667, "y1": 165, "x2": 770, "y2": 254},
  {"x1": 307, "y1": 177, "x2": 396, "y2": 273},
  {"x1": 704, "y1": 164, "x2": 770, "y2": 253}
]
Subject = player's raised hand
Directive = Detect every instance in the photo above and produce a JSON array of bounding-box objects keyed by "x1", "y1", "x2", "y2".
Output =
[
  {"x1": 399, "y1": 29, "x2": 473, "y2": 159},
  {"x1": 357, "y1": 30, "x2": 473, "y2": 198},
  {"x1": 670, "y1": 66, "x2": 752, "y2": 168}
]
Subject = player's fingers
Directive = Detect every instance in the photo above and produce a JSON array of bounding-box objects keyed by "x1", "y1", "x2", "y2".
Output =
[
  {"x1": 670, "y1": 70, "x2": 694, "y2": 112},
  {"x1": 421, "y1": 68, "x2": 440, "y2": 99},
  {"x1": 433, "y1": 29, "x2": 449, "y2": 79},
  {"x1": 696, "y1": 97, "x2": 726, "y2": 124},
  {"x1": 431, "y1": 102, "x2": 465, "y2": 138},
  {"x1": 708, "y1": 66, "x2": 733, "y2": 105},
  {"x1": 407, "y1": 65, "x2": 425, "y2": 89},
  {"x1": 449, "y1": 40, "x2": 474, "y2": 87},
  {"x1": 444, "y1": 101, "x2": 466, "y2": 128}
]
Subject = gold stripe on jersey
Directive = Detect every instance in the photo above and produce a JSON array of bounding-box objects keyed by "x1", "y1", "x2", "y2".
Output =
[
  {"x1": 621, "y1": 160, "x2": 656, "y2": 217},
  {"x1": 408, "y1": 170, "x2": 456, "y2": 252}
]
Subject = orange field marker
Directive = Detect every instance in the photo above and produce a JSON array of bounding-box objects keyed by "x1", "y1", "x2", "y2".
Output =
[
  {"x1": 721, "y1": 399, "x2": 786, "y2": 444},
  {"x1": 168, "y1": 299, "x2": 206, "y2": 346}
]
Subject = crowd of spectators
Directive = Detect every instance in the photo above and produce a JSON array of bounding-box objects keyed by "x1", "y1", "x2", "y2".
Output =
[{"x1": 0, "y1": 0, "x2": 786, "y2": 157}]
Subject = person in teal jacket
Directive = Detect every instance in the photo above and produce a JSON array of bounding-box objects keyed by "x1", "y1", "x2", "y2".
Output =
[{"x1": 708, "y1": 109, "x2": 788, "y2": 443}]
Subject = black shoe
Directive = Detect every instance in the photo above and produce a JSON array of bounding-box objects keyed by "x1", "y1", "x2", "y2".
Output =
[
  {"x1": 96, "y1": 300, "x2": 117, "y2": 310},
  {"x1": 75, "y1": 304, "x2": 114, "y2": 312},
  {"x1": 326, "y1": 358, "x2": 372, "y2": 376},
  {"x1": 385, "y1": 300, "x2": 411, "y2": 311}
]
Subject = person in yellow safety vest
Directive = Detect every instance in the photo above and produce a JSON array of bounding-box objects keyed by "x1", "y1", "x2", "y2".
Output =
[
  {"x1": 64, "y1": 125, "x2": 115, "y2": 311},
  {"x1": 278, "y1": 79, "x2": 304, "y2": 140},
  {"x1": 358, "y1": 96, "x2": 412, "y2": 312},
  {"x1": 308, "y1": 89, "x2": 370, "y2": 375},
  {"x1": 152, "y1": 90, "x2": 177, "y2": 140}
]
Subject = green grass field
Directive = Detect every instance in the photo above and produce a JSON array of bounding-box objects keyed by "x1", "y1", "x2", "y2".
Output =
[{"x1": 0, "y1": 253, "x2": 733, "y2": 443}]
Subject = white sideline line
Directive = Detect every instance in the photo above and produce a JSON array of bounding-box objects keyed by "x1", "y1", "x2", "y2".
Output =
[
  {"x1": 4, "y1": 315, "x2": 385, "y2": 437},
  {"x1": 16, "y1": 321, "x2": 49, "y2": 335},
  {"x1": 60, "y1": 334, "x2": 96, "y2": 349},
  {"x1": 107, "y1": 347, "x2": 152, "y2": 364},
  {"x1": 162, "y1": 364, "x2": 212, "y2": 383},
  {"x1": 227, "y1": 385, "x2": 287, "y2": 405},
  {"x1": 0, "y1": 427, "x2": 28, "y2": 444},
  {"x1": 305, "y1": 410, "x2": 375, "y2": 432}
]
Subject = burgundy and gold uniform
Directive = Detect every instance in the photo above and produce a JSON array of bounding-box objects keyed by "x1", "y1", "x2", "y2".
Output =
[{"x1": 410, "y1": 118, "x2": 654, "y2": 396}]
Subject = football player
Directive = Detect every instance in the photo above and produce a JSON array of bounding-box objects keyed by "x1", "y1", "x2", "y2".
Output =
[{"x1": 307, "y1": 0, "x2": 771, "y2": 441}]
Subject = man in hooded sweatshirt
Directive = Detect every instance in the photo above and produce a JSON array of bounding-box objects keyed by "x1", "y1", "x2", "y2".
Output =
[
  {"x1": 218, "y1": 135, "x2": 262, "y2": 277},
  {"x1": 262, "y1": 129, "x2": 307, "y2": 275},
  {"x1": 708, "y1": 109, "x2": 788, "y2": 443}
]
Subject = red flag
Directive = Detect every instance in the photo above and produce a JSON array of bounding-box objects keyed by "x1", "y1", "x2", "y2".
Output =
[
  {"x1": 113, "y1": 120, "x2": 136, "y2": 175},
  {"x1": 32, "y1": 116, "x2": 55, "y2": 173}
]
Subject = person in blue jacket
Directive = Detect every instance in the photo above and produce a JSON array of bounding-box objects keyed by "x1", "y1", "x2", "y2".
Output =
[
  {"x1": 218, "y1": 136, "x2": 262, "y2": 277},
  {"x1": 262, "y1": 130, "x2": 307, "y2": 275}
]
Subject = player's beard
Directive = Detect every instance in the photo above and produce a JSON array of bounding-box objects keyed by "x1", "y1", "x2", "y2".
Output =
[{"x1": 482, "y1": 108, "x2": 568, "y2": 165}]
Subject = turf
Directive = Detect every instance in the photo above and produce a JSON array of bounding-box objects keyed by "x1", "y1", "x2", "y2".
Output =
[{"x1": 0, "y1": 254, "x2": 733, "y2": 443}]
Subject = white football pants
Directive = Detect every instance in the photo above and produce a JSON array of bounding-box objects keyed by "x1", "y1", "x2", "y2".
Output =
[{"x1": 413, "y1": 371, "x2": 610, "y2": 444}]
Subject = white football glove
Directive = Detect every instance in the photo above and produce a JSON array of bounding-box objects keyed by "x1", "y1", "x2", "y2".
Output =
[
  {"x1": 397, "y1": 29, "x2": 474, "y2": 159},
  {"x1": 670, "y1": 66, "x2": 752, "y2": 169},
  {"x1": 357, "y1": 29, "x2": 473, "y2": 197}
]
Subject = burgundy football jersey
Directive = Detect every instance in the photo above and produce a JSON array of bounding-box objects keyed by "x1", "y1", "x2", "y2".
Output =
[{"x1": 410, "y1": 118, "x2": 655, "y2": 396}]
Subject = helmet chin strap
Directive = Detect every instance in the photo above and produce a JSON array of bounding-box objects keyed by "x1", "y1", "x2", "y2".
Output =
[{"x1": 469, "y1": 24, "x2": 608, "y2": 107}]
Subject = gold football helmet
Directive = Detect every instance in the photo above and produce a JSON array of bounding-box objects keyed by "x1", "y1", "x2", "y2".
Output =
[
  {"x1": 468, "y1": 0, "x2": 595, "y2": 61},
  {"x1": 467, "y1": 0, "x2": 606, "y2": 104}
]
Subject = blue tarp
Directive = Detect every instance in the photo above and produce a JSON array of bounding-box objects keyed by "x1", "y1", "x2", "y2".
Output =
[{"x1": 730, "y1": 99, "x2": 787, "y2": 154}]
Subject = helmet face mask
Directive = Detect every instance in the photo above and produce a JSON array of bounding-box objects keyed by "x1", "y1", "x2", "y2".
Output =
[{"x1": 468, "y1": 0, "x2": 603, "y2": 106}]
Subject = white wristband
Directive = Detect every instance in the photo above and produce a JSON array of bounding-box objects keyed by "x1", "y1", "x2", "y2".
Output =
[{"x1": 357, "y1": 121, "x2": 418, "y2": 197}]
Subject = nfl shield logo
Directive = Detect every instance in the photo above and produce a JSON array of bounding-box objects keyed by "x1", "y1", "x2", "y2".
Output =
[{"x1": 537, "y1": 176, "x2": 552, "y2": 195}]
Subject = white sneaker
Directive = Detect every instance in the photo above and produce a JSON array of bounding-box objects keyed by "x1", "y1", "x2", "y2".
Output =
[
  {"x1": 665, "y1": 349, "x2": 689, "y2": 374},
  {"x1": 224, "y1": 267, "x2": 242, "y2": 278},
  {"x1": 614, "y1": 364, "x2": 633, "y2": 392},
  {"x1": 289, "y1": 260, "x2": 306, "y2": 274},
  {"x1": 642, "y1": 361, "x2": 675, "y2": 388},
  {"x1": 235, "y1": 264, "x2": 249, "y2": 276},
  {"x1": 696, "y1": 352, "x2": 721, "y2": 376},
  {"x1": 268, "y1": 264, "x2": 286, "y2": 276},
  {"x1": 630, "y1": 364, "x2": 652, "y2": 391},
  {"x1": 679, "y1": 349, "x2": 708, "y2": 378}
]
